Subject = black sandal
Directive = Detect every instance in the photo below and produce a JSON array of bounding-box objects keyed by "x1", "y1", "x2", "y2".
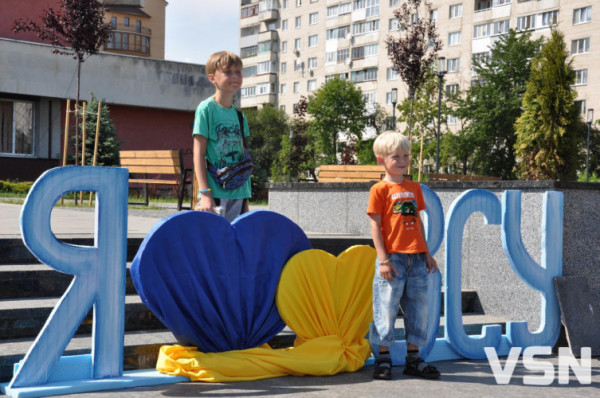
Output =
[
  {"x1": 373, "y1": 357, "x2": 393, "y2": 380},
  {"x1": 403, "y1": 357, "x2": 440, "y2": 379}
]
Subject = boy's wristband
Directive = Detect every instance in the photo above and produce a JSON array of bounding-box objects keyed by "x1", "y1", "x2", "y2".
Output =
[
  {"x1": 380, "y1": 258, "x2": 391, "y2": 265},
  {"x1": 198, "y1": 188, "x2": 211, "y2": 197}
]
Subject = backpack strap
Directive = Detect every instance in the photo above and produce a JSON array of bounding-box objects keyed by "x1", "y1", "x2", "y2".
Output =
[{"x1": 235, "y1": 108, "x2": 247, "y2": 150}]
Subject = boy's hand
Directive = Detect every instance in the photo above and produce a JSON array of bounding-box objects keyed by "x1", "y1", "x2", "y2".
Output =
[
  {"x1": 380, "y1": 262, "x2": 399, "y2": 281},
  {"x1": 425, "y1": 252, "x2": 438, "y2": 274},
  {"x1": 195, "y1": 196, "x2": 217, "y2": 213}
]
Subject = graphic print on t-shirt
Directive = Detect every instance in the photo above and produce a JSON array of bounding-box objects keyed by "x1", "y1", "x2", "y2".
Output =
[
  {"x1": 393, "y1": 199, "x2": 418, "y2": 227},
  {"x1": 214, "y1": 121, "x2": 243, "y2": 168}
]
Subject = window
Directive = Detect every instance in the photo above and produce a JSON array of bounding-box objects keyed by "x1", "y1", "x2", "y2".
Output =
[
  {"x1": 310, "y1": 12, "x2": 319, "y2": 25},
  {"x1": 387, "y1": 68, "x2": 399, "y2": 80},
  {"x1": 353, "y1": 19, "x2": 379, "y2": 35},
  {"x1": 449, "y1": 4, "x2": 463, "y2": 19},
  {"x1": 363, "y1": 91, "x2": 377, "y2": 104},
  {"x1": 473, "y1": 23, "x2": 491, "y2": 38},
  {"x1": 258, "y1": 40, "x2": 273, "y2": 53},
  {"x1": 385, "y1": 91, "x2": 393, "y2": 104},
  {"x1": 574, "y1": 100, "x2": 587, "y2": 115},
  {"x1": 296, "y1": 16, "x2": 301, "y2": 28},
  {"x1": 295, "y1": 38, "x2": 301, "y2": 49},
  {"x1": 241, "y1": 26, "x2": 259, "y2": 37},
  {"x1": 447, "y1": 114, "x2": 459, "y2": 125},
  {"x1": 472, "y1": 51, "x2": 490, "y2": 66},
  {"x1": 327, "y1": 25, "x2": 350, "y2": 40},
  {"x1": 294, "y1": 59, "x2": 303, "y2": 71},
  {"x1": 111, "y1": 17, "x2": 117, "y2": 27},
  {"x1": 516, "y1": 15, "x2": 535, "y2": 30},
  {"x1": 541, "y1": 10, "x2": 558, "y2": 27},
  {"x1": 448, "y1": 31, "x2": 461, "y2": 46},
  {"x1": 124, "y1": 17, "x2": 130, "y2": 26},
  {"x1": 390, "y1": 0, "x2": 401, "y2": 6},
  {"x1": 445, "y1": 84, "x2": 459, "y2": 95},
  {"x1": 475, "y1": 0, "x2": 491, "y2": 11},
  {"x1": 283, "y1": 0, "x2": 288, "y2": 8},
  {"x1": 352, "y1": 46, "x2": 364, "y2": 59},
  {"x1": 430, "y1": 9, "x2": 438, "y2": 22},
  {"x1": 296, "y1": 0, "x2": 302, "y2": 6},
  {"x1": 326, "y1": 51, "x2": 336, "y2": 63},
  {"x1": 0, "y1": 100, "x2": 33, "y2": 155},
  {"x1": 494, "y1": 19, "x2": 510, "y2": 35},
  {"x1": 282, "y1": 19, "x2": 288, "y2": 31},
  {"x1": 573, "y1": 6, "x2": 592, "y2": 25},
  {"x1": 389, "y1": 18, "x2": 400, "y2": 31},
  {"x1": 351, "y1": 68, "x2": 377, "y2": 82},
  {"x1": 354, "y1": 0, "x2": 365, "y2": 10},
  {"x1": 574, "y1": 69, "x2": 588, "y2": 86},
  {"x1": 309, "y1": 34, "x2": 318, "y2": 47},
  {"x1": 352, "y1": 44, "x2": 377, "y2": 59},
  {"x1": 257, "y1": 61, "x2": 272, "y2": 74},
  {"x1": 241, "y1": 4, "x2": 259, "y2": 18},
  {"x1": 366, "y1": 0, "x2": 380, "y2": 17},
  {"x1": 493, "y1": 0, "x2": 511, "y2": 5},
  {"x1": 307, "y1": 57, "x2": 318, "y2": 70},
  {"x1": 338, "y1": 48, "x2": 349, "y2": 62},
  {"x1": 572, "y1": 38, "x2": 590, "y2": 54},
  {"x1": 136, "y1": 21, "x2": 141, "y2": 33},
  {"x1": 241, "y1": 86, "x2": 256, "y2": 98},
  {"x1": 447, "y1": 58, "x2": 460, "y2": 73},
  {"x1": 257, "y1": 82, "x2": 272, "y2": 95},
  {"x1": 280, "y1": 105, "x2": 286, "y2": 112},
  {"x1": 281, "y1": 41, "x2": 288, "y2": 52},
  {"x1": 243, "y1": 65, "x2": 257, "y2": 77},
  {"x1": 241, "y1": 45, "x2": 258, "y2": 58},
  {"x1": 307, "y1": 80, "x2": 317, "y2": 91},
  {"x1": 281, "y1": 62, "x2": 287, "y2": 74},
  {"x1": 327, "y1": 2, "x2": 351, "y2": 17},
  {"x1": 294, "y1": 82, "x2": 300, "y2": 93}
]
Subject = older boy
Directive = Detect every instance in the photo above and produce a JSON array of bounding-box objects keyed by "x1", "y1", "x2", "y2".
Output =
[
  {"x1": 193, "y1": 51, "x2": 251, "y2": 222},
  {"x1": 367, "y1": 132, "x2": 440, "y2": 380}
]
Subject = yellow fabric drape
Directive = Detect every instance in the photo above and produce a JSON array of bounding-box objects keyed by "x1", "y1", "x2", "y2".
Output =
[{"x1": 156, "y1": 245, "x2": 376, "y2": 382}]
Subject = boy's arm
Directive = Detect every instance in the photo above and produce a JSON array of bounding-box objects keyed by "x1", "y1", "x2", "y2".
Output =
[
  {"x1": 193, "y1": 135, "x2": 216, "y2": 212},
  {"x1": 369, "y1": 213, "x2": 398, "y2": 281},
  {"x1": 418, "y1": 213, "x2": 438, "y2": 274}
]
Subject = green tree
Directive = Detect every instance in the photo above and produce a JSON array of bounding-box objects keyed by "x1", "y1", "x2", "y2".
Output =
[
  {"x1": 70, "y1": 93, "x2": 122, "y2": 167},
  {"x1": 514, "y1": 27, "x2": 583, "y2": 180},
  {"x1": 271, "y1": 97, "x2": 316, "y2": 181},
  {"x1": 244, "y1": 104, "x2": 288, "y2": 198},
  {"x1": 452, "y1": 29, "x2": 542, "y2": 179},
  {"x1": 396, "y1": 67, "x2": 450, "y2": 176},
  {"x1": 306, "y1": 77, "x2": 367, "y2": 164}
]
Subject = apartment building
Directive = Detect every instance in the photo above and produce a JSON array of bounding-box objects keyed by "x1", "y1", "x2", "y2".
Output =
[{"x1": 239, "y1": 0, "x2": 598, "y2": 130}]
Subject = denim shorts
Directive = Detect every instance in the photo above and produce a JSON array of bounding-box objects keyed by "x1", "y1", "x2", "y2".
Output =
[{"x1": 369, "y1": 252, "x2": 429, "y2": 348}]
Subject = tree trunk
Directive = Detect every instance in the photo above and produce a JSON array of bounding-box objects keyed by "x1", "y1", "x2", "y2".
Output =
[
  {"x1": 418, "y1": 132, "x2": 424, "y2": 181},
  {"x1": 74, "y1": 58, "x2": 82, "y2": 205}
]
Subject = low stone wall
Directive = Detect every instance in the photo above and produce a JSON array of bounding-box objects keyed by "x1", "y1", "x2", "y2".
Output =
[{"x1": 268, "y1": 181, "x2": 600, "y2": 329}]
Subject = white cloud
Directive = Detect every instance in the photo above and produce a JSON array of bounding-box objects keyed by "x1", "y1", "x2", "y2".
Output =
[{"x1": 165, "y1": 0, "x2": 240, "y2": 65}]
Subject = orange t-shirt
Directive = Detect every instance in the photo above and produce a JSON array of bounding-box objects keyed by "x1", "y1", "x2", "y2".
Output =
[{"x1": 367, "y1": 179, "x2": 428, "y2": 254}]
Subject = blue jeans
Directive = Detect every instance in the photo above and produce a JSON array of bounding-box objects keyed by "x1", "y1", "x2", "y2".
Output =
[{"x1": 370, "y1": 252, "x2": 429, "y2": 348}]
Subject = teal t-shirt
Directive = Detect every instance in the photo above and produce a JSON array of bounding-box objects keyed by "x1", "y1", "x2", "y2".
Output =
[{"x1": 192, "y1": 97, "x2": 251, "y2": 199}]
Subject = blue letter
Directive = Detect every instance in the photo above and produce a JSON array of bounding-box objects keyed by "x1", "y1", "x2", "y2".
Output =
[
  {"x1": 10, "y1": 166, "x2": 128, "y2": 387},
  {"x1": 444, "y1": 189, "x2": 502, "y2": 359},
  {"x1": 501, "y1": 191, "x2": 563, "y2": 347}
]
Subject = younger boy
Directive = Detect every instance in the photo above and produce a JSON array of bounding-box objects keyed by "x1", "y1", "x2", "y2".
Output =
[
  {"x1": 367, "y1": 132, "x2": 440, "y2": 380},
  {"x1": 193, "y1": 51, "x2": 251, "y2": 222}
]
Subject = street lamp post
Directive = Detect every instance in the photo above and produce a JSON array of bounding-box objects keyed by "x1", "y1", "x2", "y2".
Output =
[
  {"x1": 436, "y1": 56, "x2": 446, "y2": 174},
  {"x1": 586, "y1": 108, "x2": 594, "y2": 182},
  {"x1": 391, "y1": 88, "x2": 398, "y2": 130}
]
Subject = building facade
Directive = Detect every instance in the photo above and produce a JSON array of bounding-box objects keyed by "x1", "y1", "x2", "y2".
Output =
[
  {"x1": 0, "y1": 0, "x2": 211, "y2": 181},
  {"x1": 239, "y1": 0, "x2": 598, "y2": 130}
]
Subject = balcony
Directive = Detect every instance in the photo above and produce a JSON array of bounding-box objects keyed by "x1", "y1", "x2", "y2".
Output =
[
  {"x1": 99, "y1": 0, "x2": 144, "y2": 7},
  {"x1": 105, "y1": 31, "x2": 151, "y2": 56},
  {"x1": 259, "y1": 9, "x2": 279, "y2": 22},
  {"x1": 110, "y1": 23, "x2": 151, "y2": 36}
]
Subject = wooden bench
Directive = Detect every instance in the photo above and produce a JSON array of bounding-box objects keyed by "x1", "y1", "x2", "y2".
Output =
[
  {"x1": 427, "y1": 173, "x2": 501, "y2": 182},
  {"x1": 119, "y1": 149, "x2": 192, "y2": 210},
  {"x1": 317, "y1": 165, "x2": 386, "y2": 182}
]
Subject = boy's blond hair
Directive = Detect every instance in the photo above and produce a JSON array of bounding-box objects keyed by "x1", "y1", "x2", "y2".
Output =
[
  {"x1": 373, "y1": 132, "x2": 411, "y2": 158},
  {"x1": 206, "y1": 51, "x2": 243, "y2": 75}
]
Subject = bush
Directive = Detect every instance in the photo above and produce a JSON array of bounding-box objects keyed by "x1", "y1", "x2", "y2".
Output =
[{"x1": 0, "y1": 180, "x2": 33, "y2": 194}]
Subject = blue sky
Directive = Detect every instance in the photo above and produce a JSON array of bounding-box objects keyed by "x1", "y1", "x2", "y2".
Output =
[{"x1": 165, "y1": 0, "x2": 240, "y2": 65}]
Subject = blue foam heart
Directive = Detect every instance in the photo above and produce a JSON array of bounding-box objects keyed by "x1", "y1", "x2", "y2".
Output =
[{"x1": 130, "y1": 210, "x2": 312, "y2": 352}]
